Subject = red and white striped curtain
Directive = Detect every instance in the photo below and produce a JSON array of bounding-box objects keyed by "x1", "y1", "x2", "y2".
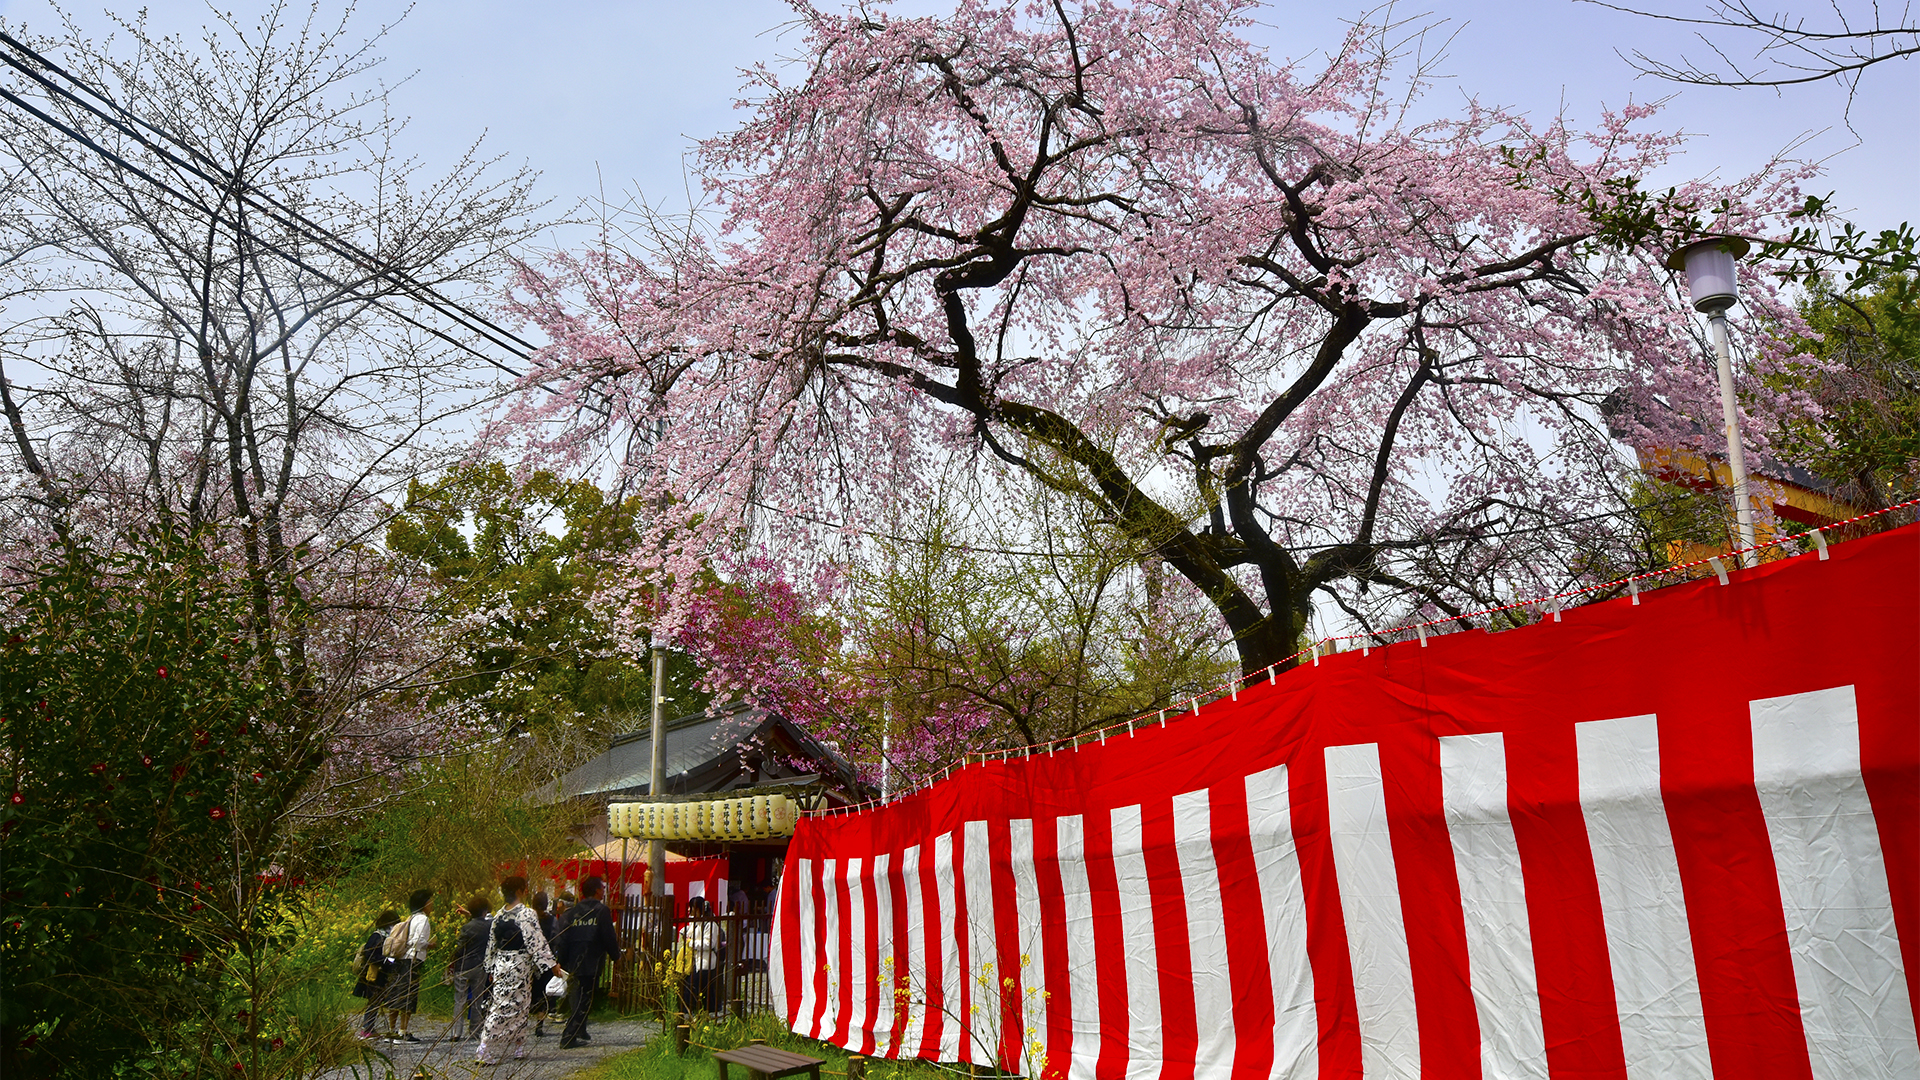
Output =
[{"x1": 772, "y1": 525, "x2": 1919, "y2": 1080}]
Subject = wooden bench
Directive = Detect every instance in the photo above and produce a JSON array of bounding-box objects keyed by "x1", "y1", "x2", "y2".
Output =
[{"x1": 713, "y1": 1044, "x2": 825, "y2": 1080}]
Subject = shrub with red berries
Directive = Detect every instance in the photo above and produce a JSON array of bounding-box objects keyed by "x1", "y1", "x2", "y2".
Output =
[{"x1": 1, "y1": 531, "x2": 313, "y2": 1075}]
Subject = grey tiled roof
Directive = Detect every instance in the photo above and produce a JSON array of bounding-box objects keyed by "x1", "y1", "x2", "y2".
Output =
[{"x1": 541, "y1": 705, "x2": 859, "y2": 803}]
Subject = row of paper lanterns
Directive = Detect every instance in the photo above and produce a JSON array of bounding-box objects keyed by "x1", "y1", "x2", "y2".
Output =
[{"x1": 608, "y1": 793, "x2": 799, "y2": 841}]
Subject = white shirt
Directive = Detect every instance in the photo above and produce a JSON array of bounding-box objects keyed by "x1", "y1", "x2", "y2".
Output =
[
  {"x1": 402, "y1": 911, "x2": 432, "y2": 961},
  {"x1": 677, "y1": 920, "x2": 723, "y2": 972}
]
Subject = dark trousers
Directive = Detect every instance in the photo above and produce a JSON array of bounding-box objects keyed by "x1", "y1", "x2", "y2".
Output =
[
  {"x1": 681, "y1": 968, "x2": 720, "y2": 1015},
  {"x1": 560, "y1": 967, "x2": 600, "y2": 1044}
]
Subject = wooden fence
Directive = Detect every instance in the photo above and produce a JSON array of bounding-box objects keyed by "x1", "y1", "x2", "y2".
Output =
[{"x1": 608, "y1": 898, "x2": 777, "y2": 1018}]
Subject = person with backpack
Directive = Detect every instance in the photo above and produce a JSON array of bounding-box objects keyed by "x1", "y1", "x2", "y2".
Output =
[
  {"x1": 448, "y1": 897, "x2": 493, "y2": 1040},
  {"x1": 352, "y1": 910, "x2": 401, "y2": 1039},
  {"x1": 381, "y1": 889, "x2": 434, "y2": 1043},
  {"x1": 552, "y1": 875, "x2": 623, "y2": 1049},
  {"x1": 476, "y1": 875, "x2": 566, "y2": 1066}
]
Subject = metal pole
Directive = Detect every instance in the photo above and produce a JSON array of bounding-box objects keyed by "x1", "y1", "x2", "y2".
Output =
[
  {"x1": 880, "y1": 707, "x2": 891, "y2": 803},
  {"x1": 1708, "y1": 310, "x2": 1760, "y2": 567},
  {"x1": 648, "y1": 645, "x2": 667, "y2": 898}
]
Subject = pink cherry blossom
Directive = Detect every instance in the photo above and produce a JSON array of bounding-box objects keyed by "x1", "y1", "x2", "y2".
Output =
[{"x1": 502, "y1": 1, "x2": 1827, "y2": 716}]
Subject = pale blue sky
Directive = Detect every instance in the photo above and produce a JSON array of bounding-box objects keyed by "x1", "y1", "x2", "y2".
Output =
[{"x1": 1, "y1": 1, "x2": 1909, "y2": 246}]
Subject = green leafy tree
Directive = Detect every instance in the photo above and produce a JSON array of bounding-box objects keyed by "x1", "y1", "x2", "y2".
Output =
[
  {"x1": 1771, "y1": 274, "x2": 1920, "y2": 509},
  {"x1": 385, "y1": 462, "x2": 708, "y2": 736},
  {"x1": 844, "y1": 471, "x2": 1236, "y2": 765},
  {"x1": 0, "y1": 531, "x2": 344, "y2": 1077},
  {"x1": 343, "y1": 744, "x2": 586, "y2": 906}
]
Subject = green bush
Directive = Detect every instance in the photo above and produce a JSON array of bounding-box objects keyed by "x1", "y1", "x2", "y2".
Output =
[{"x1": 0, "y1": 531, "x2": 330, "y2": 1077}]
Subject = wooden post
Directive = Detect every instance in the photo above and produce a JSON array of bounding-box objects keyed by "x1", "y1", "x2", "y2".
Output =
[
  {"x1": 673, "y1": 1021, "x2": 691, "y2": 1056},
  {"x1": 726, "y1": 907, "x2": 743, "y2": 1018},
  {"x1": 848, "y1": 1056, "x2": 867, "y2": 1080}
]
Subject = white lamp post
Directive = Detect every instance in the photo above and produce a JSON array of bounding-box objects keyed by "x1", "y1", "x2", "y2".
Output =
[{"x1": 1667, "y1": 237, "x2": 1758, "y2": 568}]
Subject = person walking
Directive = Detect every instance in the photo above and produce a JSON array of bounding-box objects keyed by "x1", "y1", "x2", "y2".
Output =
[
  {"x1": 384, "y1": 889, "x2": 433, "y2": 1043},
  {"x1": 476, "y1": 876, "x2": 566, "y2": 1066},
  {"x1": 449, "y1": 897, "x2": 493, "y2": 1040},
  {"x1": 553, "y1": 875, "x2": 623, "y2": 1049},
  {"x1": 676, "y1": 895, "x2": 725, "y2": 1015},
  {"x1": 352, "y1": 910, "x2": 400, "y2": 1039},
  {"x1": 531, "y1": 891, "x2": 557, "y2": 1037}
]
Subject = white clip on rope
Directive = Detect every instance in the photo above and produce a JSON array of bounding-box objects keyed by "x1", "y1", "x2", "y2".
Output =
[
  {"x1": 1311, "y1": 641, "x2": 1320, "y2": 666},
  {"x1": 1550, "y1": 595, "x2": 1562, "y2": 622},
  {"x1": 1708, "y1": 556, "x2": 1729, "y2": 586},
  {"x1": 1628, "y1": 577, "x2": 1640, "y2": 605},
  {"x1": 1416, "y1": 622, "x2": 1428, "y2": 647},
  {"x1": 1191, "y1": 698, "x2": 1200, "y2": 715},
  {"x1": 1810, "y1": 528, "x2": 1829, "y2": 560}
]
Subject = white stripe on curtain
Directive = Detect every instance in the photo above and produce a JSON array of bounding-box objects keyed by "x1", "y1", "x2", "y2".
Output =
[
  {"x1": 1325, "y1": 743, "x2": 1419, "y2": 1079},
  {"x1": 1576, "y1": 715, "x2": 1711, "y2": 1080},
  {"x1": 1441, "y1": 732, "x2": 1548, "y2": 1080},
  {"x1": 1244, "y1": 763, "x2": 1317, "y2": 1080},
  {"x1": 1008, "y1": 818, "x2": 1045, "y2": 1076},
  {"x1": 1111, "y1": 804, "x2": 1161, "y2": 1080},
  {"x1": 899, "y1": 843, "x2": 928, "y2": 1056},
  {"x1": 871, "y1": 852, "x2": 895, "y2": 1053},
  {"x1": 1057, "y1": 814, "x2": 1101, "y2": 1080},
  {"x1": 1751, "y1": 685, "x2": 1920, "y2": 1080},
  {"x1": 934, "y1": 830, "x2": 964, "y2": 1063},
  {"x1": 963, "y1": 819, "x2": 998, "y2": 1067},
  {"x1": 1174, "y1": 788, "x2": 1237, "y2": 1080}
]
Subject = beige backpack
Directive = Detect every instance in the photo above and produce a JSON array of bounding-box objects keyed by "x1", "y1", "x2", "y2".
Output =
[{"x1": 380, "y1": 917, "x2": 413, "y2": 959}]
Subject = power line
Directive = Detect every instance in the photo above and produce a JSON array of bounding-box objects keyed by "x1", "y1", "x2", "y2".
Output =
[
  {"x1": 0, "y1": 33, "x2": 1696, "y2": 577},
  {"x1": 0, "y1": 30, "x2": 533, "y2": 375}
]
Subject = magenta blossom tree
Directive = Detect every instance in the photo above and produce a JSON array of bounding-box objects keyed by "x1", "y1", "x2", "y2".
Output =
[{"x1": 504, "y1": 0, "x2": 1823, "y2": 678}]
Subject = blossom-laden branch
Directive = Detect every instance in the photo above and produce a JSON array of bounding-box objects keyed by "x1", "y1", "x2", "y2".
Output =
[{"x1": 503, "y1": 0, "x2": 1829, "y2": 682}]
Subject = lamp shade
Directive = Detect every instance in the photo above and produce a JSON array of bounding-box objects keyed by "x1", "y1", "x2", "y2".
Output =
[{"x1": 1665, "y1": 237, "x2": 1750, "y2": 313}]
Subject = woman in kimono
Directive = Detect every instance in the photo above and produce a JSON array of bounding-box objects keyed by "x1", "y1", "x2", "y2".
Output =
[{"x1": 476, "y1": 876, "x2": 566, "y2": 1065}]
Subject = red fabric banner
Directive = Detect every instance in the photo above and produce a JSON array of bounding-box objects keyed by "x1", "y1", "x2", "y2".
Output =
[
  {"x1": 664, "y1": 855, "x2": 729, "y2": 917},
  {"x1": 771, "y1": 525, "x2": 1920, "y2": 1080}
]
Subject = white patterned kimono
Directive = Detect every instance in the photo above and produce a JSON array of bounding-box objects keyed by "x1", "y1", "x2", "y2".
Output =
[{"x1": 477, "y1": 902, "x2": 558, "y2": 1062}]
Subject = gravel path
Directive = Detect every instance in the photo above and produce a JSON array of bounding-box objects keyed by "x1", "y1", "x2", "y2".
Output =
[{"x1": 323, "y1": 1017, "x2": 662, "y2": 1080}]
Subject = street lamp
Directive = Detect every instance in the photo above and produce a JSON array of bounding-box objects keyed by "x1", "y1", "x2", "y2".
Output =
[{"x1": 1666, "y1": 237, "x2": 1758, "y2": 568}]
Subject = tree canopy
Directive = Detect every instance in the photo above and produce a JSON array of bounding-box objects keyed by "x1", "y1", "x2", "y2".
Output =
[{"x1": 507, "y1": 0, "x2": 1824, "y2": 676}]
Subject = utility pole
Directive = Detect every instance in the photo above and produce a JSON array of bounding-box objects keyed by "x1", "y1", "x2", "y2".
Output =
[
  {"x1": 880, "y1": 713, "x2": 892, "y2": 803},
  {"x1": 648, "y1": 644, "x2": 667, "y2": 899},
  {"x1": 647, "y1": 415, "x2": 672, "y2": 901}
]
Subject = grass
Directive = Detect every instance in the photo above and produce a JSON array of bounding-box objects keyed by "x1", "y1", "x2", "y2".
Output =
[{"x1": 577, "y1": 1013, "x2": 972, "y2": 1080}]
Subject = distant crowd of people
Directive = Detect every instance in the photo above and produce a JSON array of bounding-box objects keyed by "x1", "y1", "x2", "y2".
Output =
[{"x1": 351, "y1": 874, "x2": 622, "y2": 1063}]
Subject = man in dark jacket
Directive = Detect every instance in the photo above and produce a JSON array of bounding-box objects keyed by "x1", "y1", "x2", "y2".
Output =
[
  {"x1": 448, "y1": 898, "x2": 492, "y2": 1040},
  {"x1": 553, "y1": 875, "x2": 623, "y2": 1049}
]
